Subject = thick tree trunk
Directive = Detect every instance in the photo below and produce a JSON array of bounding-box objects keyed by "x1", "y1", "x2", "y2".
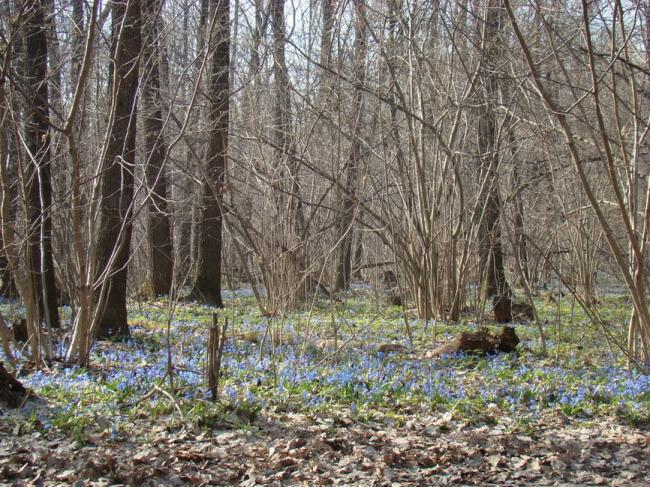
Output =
[
  {"x1": 142, "y1": 0, "x2": 174, "y2": 297},
  {"x1": 189, "y1": 0, "x2": 230, "y2": 306},
  {"x1": 95, "y1": 0, "x2": 141, "y2": 339},
  {"x1": 24, "y1": 0, "x2": 60, "y2": 329}
]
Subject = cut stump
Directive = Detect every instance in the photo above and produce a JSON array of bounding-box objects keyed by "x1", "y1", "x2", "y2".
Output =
[
  {"x1": 0, "y1": 361, "x2": 29, "y2": 408},
  {"x1": 428, "y1": 326, "x2": 519, "y2": 358}
]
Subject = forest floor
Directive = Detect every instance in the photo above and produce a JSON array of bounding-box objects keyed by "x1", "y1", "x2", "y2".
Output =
[{"x1": 0, "y1": 286, "x2": 649, "y2": 485}]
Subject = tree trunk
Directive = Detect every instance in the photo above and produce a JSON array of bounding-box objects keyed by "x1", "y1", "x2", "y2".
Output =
[
  {"x1": 476, "y1": 0, "x2": 511, "y2": 321},
  {"x1": 267, "y1": 0, "x2": 308, "y2": 310},
  {"x1": 319, "y1": 0, "x2": 335, "y2": 100},
  {"x1": 0, "y1": 10, "x2": 16, "y2": 300},
  {"x1": 0, "y1": 361, "x2": 28, "y2": 408},
  {"x1": 24, "y1": 0, "x2": 60, "y2": 329},
  {"x1": 0, "y1": 253, "x2": 17, "y2": 298},
  {"x1": 142, "y1": 0, "x2": 174, "y2": 297},
  {"x1": 95, "y1": 0, "x2": 141, "y2": 339},
  {"x1": 189, "y1": 0, "x2": 230, "y2": 306},
  {"x1": 511, "y1": 160, "x2": 529, "y2": 286},
  {"x1": 70, "y1": 0, "x2": 85, "y2": 84},
  {"x1": 335, "y1": 0, "x2": 367, "y2": 291}
]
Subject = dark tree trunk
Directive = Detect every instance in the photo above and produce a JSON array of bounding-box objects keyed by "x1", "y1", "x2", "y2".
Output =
[
  {"x1": 0, "y1": 194, "x2": 18, "y2": 298},
  {"x1": 0, "y1": 258, "x2": 18, "y2": 298},
  {"x1": 142, "y1": 0, "x2": 174, "y2": 297},
  {"x1": 335, "y1": 0, "x2": 366, "y2": 291},
  {"x1": 189, "y1": 0, "x2": 230, "y2": 306},
  {"x1": 24, "y1": 0, "x2": 60, "y2": 329},
  {"x1": 0, "y1": 361, "x2": 28, "y2": 408},
  {"x1": 95, "y1": 0, "x2": 141, "y2": 339},
  {"x1": 476, "y1": 0, "x2": 511, "y2": 321}
]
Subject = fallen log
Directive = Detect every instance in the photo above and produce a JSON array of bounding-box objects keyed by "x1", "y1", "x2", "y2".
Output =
[{"x1": 428, "y1": 326, "x2": 519, "y2": 358}]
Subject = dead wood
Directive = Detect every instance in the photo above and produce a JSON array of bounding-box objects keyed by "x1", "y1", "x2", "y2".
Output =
[
  {"x1": 493, "y1": 295, "x2": 512, "y2": 323},
  {"x1": 511, "y1": 301, "x2": 535, "y2": 321},
  {"x1": 377, "y1": 342, "x2": 406, "y2": 353},
  {"x1": 428, "y1": 326, "x2": 519, "y2": 358},
  {"x1": 0, "y1": 361, "x2": 28, "y2": 408},
  {"x1": 12, "y1": 319, "x2": 28, "y2": 342}
]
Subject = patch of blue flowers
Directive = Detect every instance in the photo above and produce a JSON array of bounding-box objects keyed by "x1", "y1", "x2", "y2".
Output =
[{"x1": 5, "y1": 290, "x2": 649, "y2": 428}]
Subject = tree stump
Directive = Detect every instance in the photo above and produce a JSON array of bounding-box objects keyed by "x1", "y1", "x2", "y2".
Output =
[
  {"x1": 428, "y1": 326, "x2": 519, "y2": 358},
  {"x1": 492, "y1": 295, "x2": 512, "y2": 323},
  {"x1": 0, "y1": 362, "x2": 28, "y2": 408},
  {"x1": 12, "y1": 319, "x2": 28, "y2": 342}
]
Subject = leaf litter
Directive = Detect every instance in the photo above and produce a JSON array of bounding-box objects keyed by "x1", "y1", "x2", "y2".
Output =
[{"x1": 1, "y1": 404, "x2": 648, "y2": 485}]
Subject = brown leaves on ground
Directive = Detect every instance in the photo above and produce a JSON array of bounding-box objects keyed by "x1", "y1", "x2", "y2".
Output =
[{"x1": 0, "y1": 411, "x2": 648, "y2": 486}]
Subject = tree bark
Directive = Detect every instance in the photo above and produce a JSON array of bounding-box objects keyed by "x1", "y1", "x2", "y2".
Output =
[
  {"x1": 0, "y1": 361, "x2": 28, "y2": 408},
  {"x1": 335, "y1": 0, "x2": 366, "y2": 291},
  {"x1": 267, "y1": 0, "x2": 309, "y2": 310},
  {"x1": 24, "y1": 0, "x2": 60, "y2": 329},
  {"x1": 476, "y1": 0, "x2": 511, "y2": 321},
  {"x1": 189, "y1": 0, "x2": 230, "y2": 306},
  {"x1": 95, "y1": 0, "x2": 141, "y2": 339},
  {"x1": 142, "y1": 0, "x2": 174, "y2": 297},
  {"x1": 70, "y1": 0, "x2": 85, "y2": 83}
]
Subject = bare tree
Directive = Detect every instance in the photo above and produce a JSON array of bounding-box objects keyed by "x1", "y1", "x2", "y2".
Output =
[
  {"x1": 94, "y1": 0, "x2": 141, "y2": 339},
  {"x1": 0, "y1": 2, "x2": 46, "y2": 366},
  {"x1": 142, "y1": 0, "x2": 174, "y2": 297},
  {"x1": 334, "y1": 0, "x2": 366, "y2": 291},
  {"x1": 505, "y1": 0, "x2": 650, "y2": 366},
  {"x1": 23, "y1": 0, "x2": 60, "y2": 329},
  {"x1": 475, "y1": 0, "x2": 511, "y2": 322},
  {"x1": 189, "y1": 0, "x2": 230, "y2": 306}
]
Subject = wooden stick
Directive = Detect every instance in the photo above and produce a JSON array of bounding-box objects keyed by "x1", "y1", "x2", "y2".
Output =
[{"x1": 207, "y1": 314, "x2": 228, "y2": 401}]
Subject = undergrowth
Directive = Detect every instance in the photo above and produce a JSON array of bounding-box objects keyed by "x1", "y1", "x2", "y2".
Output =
[{"x1": 1, "y1": 286, "x2": 648, "y2": 444}]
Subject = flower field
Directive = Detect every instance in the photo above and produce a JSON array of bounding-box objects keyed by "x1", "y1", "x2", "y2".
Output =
[{"x1": 1, "y1": 288, "x2": 648, "y2": 485}]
